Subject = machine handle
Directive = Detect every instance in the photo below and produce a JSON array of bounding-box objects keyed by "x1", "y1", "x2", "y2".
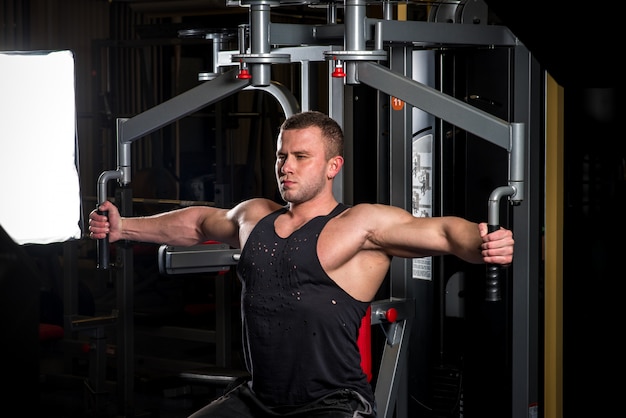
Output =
[
  {"x1": 484, "y1": 223, "x2": 500, "y2": 302},
  {"x1": 96, "y1": 207, "x2": 109, "y2": 270}
]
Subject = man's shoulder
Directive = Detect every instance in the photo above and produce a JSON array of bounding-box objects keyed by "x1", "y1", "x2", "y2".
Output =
[
  {"x1": 341, "y1": 202, "x2": 388, "y2": 217},
  {"x1": 336, "y1": 202, "x2": 411, "y2": 227},
  {"x1": 240, "y1": 197, "x2": 284, "y2": 211},
  {"x1": 332, "y1": 202, "x2": 378, "y2": 226},
  {"x1": 232, "y1": 198, "x2": 284, "y2": 222}
]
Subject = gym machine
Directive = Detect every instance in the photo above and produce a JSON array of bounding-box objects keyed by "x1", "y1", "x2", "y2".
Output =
[{"x1": 94, "y1": 1, "x2": 540, "y2": 417}]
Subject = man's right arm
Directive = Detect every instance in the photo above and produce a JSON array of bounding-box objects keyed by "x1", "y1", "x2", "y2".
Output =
[{"x1": 89, "y1": 201, "x2": 238, "y2": 248}]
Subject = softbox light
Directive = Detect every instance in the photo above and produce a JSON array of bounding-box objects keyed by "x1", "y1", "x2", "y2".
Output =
[{"x1": 0, "y1": 50, "x2": 83, "y2": 245}]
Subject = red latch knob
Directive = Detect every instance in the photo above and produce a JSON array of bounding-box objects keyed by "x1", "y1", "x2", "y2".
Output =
[
  {"x1": 332, "y1": 58, "x2": 346, "y2": 78},
  {"x1": 238, "y1": 68, "x2": 252, "y2": 79},
  {"x1": 385, "y1": 308, "x2": 398, "y2": 323}
]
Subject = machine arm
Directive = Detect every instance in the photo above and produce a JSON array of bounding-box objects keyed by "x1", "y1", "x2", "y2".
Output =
[
  {"x1": 95, "y1": 68, "x2": 251, "y2": 270},
  {"x1": 354, "y1": 61, "x2": 524, "y2": 301},
  {"x1": 118, "y1": 67, "x2": 250, "y2": 145},
  {"x1": 355, "y1": 62, "x2": 519, "y2": 160}
]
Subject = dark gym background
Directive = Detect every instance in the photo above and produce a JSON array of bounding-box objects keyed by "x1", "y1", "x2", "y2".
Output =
[{"x1": 0, "y1": 1, "x2": 621, "y2": 417}]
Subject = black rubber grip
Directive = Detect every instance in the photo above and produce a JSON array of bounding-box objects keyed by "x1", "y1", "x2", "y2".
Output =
[
  {"x1": 96, "y1": 208, "x2": 109, "y2": 270},
  {"x1": 485, "y1": 224, "x2": 500, "y2": 302}
]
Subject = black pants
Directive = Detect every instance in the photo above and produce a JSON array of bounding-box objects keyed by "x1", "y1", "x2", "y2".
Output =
[{"x1": 188, "y1": 381, "x2": 376, "y2": 418}]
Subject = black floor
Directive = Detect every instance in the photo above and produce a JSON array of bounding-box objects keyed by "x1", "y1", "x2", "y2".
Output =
[
  {"x1": 36, "y1": 284, "x2": 247, "y2": 418},
  {"x1": 37, "y1": 328, "x2": 248, "y2": 418},
  {"x1": 38, "y1": 371, "x2": 223, "y2": 418}
]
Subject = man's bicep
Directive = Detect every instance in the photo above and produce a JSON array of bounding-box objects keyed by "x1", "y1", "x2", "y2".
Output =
[{"x1": 370, "y1": 211, "x2": 447, "y2": 257}]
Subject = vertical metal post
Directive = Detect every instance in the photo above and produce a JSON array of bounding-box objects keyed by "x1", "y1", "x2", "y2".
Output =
[
  {"x1": 385, "y1": 44, "x2": 414, "y2": 418},
  {"x1": 248, "y1": 1, "x2": 272, "y2": 86},
  {"x1": 343, "y1": 0, "x2": 366, "y2": 82},
  {"x1": 116, "y1": 185, "x2": 135, "y2": 417},
  {"x1": 510, "y1": 43, "x2": 541, "y2": 418}
]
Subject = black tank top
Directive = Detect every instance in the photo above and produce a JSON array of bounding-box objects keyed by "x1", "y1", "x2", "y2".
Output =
[{"x1": 236, "y1": 203, "x2": 374, "y2": 407}]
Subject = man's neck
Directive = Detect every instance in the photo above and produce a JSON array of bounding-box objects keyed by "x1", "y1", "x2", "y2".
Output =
[{"x1": 286, "y1": 196, "x2": 339, "y2": 220}]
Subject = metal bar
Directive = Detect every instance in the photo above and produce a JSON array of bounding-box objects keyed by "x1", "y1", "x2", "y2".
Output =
[
  {"x1": 268, "y1": 18, "x2": 518, "y2": 47},
  {"x1": 364, "y1": 18, "x2": 518, "y2": 46},
  {"x1": 158, "y1": 244, "x2": 241, "y2": 275},
  {"x1": 244, "y1": 82, "x2": 301, "y2": 117}
]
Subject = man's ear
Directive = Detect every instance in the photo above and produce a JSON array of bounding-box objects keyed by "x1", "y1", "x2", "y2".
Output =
[{"x1": 327, "y1": 155, "x2": 344, "y2": 179}]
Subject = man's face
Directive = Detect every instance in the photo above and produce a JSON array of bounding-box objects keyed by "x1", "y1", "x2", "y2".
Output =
[{"x1": 275, "y1": 126, "x2": 329, "y2": 204}]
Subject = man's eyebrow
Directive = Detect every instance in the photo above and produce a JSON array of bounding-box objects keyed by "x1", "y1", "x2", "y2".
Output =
[{"x1": 278, "y1": 149, "x2": 310, "y2": 155}]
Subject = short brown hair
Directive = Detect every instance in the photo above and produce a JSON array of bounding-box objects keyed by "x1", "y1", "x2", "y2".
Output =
[{"x1": 280, "y1": 111, "x2": 344, "y2": 159}]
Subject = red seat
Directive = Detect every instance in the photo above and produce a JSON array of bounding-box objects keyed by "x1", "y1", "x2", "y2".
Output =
[
  {"x1": 357, "y1": 306, "x2": 372, "y2": 382},
  {"x1": 39, "y1": 323, "x2": 64, "y2": 342}
]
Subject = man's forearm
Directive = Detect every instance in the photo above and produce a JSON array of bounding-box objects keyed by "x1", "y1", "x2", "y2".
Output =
[{"x1": 119, "y1": 210, "x2": 204, "y2": 246}]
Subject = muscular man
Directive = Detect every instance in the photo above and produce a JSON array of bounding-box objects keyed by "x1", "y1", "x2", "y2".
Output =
[{"x1": 89, "y1": 110, "x2": 514, "y2": 418}]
